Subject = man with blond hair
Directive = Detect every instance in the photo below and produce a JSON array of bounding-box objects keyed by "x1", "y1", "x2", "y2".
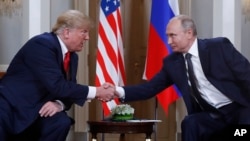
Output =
[{"x1": 0, "y1": 10, "x2": 114, "y2": 141}]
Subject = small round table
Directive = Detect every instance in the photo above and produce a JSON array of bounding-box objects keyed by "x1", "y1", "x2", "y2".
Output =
[{"x1": 87, "y1": 120, "x2": 156, "y2": 141}]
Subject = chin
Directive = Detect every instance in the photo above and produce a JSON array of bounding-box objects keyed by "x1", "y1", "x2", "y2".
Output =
[
  {"x1": 172, "y1": 49, "x2": 178, "y2": 52},
  {"x1": 77, "y1": 47, "x2": 83, "y2": 51}
]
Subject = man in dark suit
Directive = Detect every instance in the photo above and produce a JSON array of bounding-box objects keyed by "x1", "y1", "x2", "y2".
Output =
[
  {"x1": 0, "y1": 10, "x2": 114, "y2": 141},
  {"x1": 115, "y1": 15, "x2": 250, "y2": 141}
]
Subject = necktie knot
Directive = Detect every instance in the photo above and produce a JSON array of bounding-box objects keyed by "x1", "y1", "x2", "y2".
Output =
[
  {"x1": 64, "y1": 51, "x2": 71, "y2": 72},
  {"x1": 185, "y1": 53, "x2": 192, "y2": 60}
]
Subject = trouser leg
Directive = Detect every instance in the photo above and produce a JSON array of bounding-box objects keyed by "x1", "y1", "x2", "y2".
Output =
[
  {"x1": 181, "y1": 112, "x2": 226, "y2": 141},
  {"x1": 0, "y1": 94, "x2": 13, "y2": 141},
  {"x1": 36, "y1": 112, "x2": 72, "y2": 141}
]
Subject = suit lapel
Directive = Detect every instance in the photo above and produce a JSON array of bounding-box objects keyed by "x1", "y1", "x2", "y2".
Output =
[
  {"x1": 50, "y1": 33, "x2": 72, "y2": 80},
  {"x1": 198, "y1": 39, "x2": 210, "y2": 76},
  {"x1": 69, "y1": 53, "x2": 78, "y2": 82},
  {"x1": 173, "y1": 53, "x2": 190, "y2": 88},
  {"x1": 50, "y1": 33, "x2": 65, "y2": 73},
  {"x1": 173, "y1": 54, "x2": 199, "y2": 114},
  {"x1": 176, "y1": 54, "x2": 187, "y2": 79}
]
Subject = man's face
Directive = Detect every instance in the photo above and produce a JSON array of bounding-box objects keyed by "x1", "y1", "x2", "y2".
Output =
[
  {"x1": 64, "y1": 27, "x2": 90, "y2": 52},
  {"x1": 166, "y1": 19, "x2": 192, "y2": 53}
]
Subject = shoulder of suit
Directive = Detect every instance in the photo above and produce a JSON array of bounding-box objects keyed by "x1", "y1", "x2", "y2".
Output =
[
  {"x1": 163, "y1": 52, "x2": 183, "y2": 62},
  {"x1": 198, "y1": 37, "x2": 230, "y2": 43},
  {"x1": 27, "y1": 32, "x2": 54, "y2": 43}
]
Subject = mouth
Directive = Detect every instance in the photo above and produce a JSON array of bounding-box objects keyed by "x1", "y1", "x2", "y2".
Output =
[
  {"x1": 170, "y1": 45, "x2": 176, "y2": 49},
  {"x1": 81, "y1": 42, "x2": 84, "y2": 47}
]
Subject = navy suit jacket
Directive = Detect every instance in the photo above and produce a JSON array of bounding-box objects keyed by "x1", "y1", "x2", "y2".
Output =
[
  {"x1": 123, "y1": 37, "x2": 250, "y2": 114},
  {"x1": 0, "y1": 32, "x2": 89, "y2": 133}
]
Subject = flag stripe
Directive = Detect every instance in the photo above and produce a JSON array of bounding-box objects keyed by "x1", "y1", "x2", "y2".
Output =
[
  {"x1": 96, "y1": 0, "x2": 126, "y2": 116},
  {"x1": 98, "y1": 23, "x2": 118, "y2": 73},
  {"x1": 96, "y1": 50, "x2": 114, "y2": 84},
  {"x1": 145, "y1": 25, "x2": 168, "y2": 76},
  {"x1": 144, "y1": 0, "x2": 182, "y2": 115}
]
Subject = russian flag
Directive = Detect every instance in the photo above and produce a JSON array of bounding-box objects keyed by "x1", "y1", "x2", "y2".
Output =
[{"x1": 143, "y1": 0, "x2": 182, "y2": 115}]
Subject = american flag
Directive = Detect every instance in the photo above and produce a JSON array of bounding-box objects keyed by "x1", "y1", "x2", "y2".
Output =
[{"x1": 95, "y1": 0, "x2": 126, "y2": 116}]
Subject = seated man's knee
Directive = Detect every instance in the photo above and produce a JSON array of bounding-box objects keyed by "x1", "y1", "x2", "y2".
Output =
[
  {"x1": 54, "y1": 113, "x2": 72, "y2": 129},
  {"x1": 181, "y1": 115, "x2": 199, "y2": 129},
  {"x1": 0, "y1": 126, "x2": 7, "y2": 141}
]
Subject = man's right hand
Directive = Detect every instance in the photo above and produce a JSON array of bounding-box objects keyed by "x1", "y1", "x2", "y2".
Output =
[{"x1": 95, "y1": 82, "x2": 115, "y2": 102}]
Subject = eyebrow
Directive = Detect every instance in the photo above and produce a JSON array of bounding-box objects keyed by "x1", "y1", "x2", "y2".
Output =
[{"x1": 167, "y1": 33, "x2": 177, "y2": 36}]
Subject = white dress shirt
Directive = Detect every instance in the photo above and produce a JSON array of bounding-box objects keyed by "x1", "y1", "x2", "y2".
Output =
[
  {"x1": 58, "y1": 36, "x2": 96, "y2": 100},
  {"x1": 116, "y1": 39, "x2": 232, "y2": 109},
  {"x1": 186, "y1": 39, "x2": 232, "y2": 108}
]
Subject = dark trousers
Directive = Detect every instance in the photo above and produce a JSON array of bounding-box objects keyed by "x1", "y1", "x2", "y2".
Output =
[
  {"x1": 10, "y1": 112, "x2": 72, "y2": 141},
  {"x1": 0, "y1": 95, "x2": 72, "y2": 141},
  {"x1": 181, "y1": 102, "x2": 250, "y2": 141}
]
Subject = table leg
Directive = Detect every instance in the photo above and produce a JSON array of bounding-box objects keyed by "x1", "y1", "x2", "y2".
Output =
[
  {"x1": 145, "y1": 133, "x2": 151, "y2": 141},
  {"x1": 91, "y1": 133, "x2": 97, "y2": 141},
  {"x1": 120, "y1": 133, "x2": 125, "y2": 141}
]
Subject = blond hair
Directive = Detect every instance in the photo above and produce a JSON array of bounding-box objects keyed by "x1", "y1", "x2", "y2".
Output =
[{"x1": 52, "y1": 10, "x2": 93, "y2": 34}]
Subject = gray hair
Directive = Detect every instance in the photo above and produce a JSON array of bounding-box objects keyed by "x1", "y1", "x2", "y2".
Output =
[{"x1": 174, "y1": 15, "x2": 197, "y2": 36}]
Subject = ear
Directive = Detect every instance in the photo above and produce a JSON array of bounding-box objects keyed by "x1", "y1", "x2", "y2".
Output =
[
  {"x1": 62, "y1": 28, "x2": 70, "y2": 39},
  {"x1": 186, "y1": 28, "x2": 194, "y2": 39}
]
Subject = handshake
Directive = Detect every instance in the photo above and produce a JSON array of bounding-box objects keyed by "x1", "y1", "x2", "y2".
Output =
[{"x1": 95, "y1": 82, "x2": 120, "y2": 102}]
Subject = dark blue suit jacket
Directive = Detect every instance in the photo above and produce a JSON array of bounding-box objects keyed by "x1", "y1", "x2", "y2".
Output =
[
  {"x1": 0, "y1": 32, "x2": 88, "y2": 134},
  {"x1": 123, "y1": 37, "x2": 250, "y2": 114}
]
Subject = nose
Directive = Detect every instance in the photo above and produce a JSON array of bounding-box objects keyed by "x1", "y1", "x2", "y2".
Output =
[
  {"x1": 168, "y1": 37, "x2": 172, "y2": 44},
  {"x1": 84, "y1": 33, "x2": 90, "y2": 40}
]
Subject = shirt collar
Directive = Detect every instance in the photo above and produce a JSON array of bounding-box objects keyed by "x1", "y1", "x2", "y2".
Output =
[
  {"x1": 184, "y1": 38, "x2": 198, "y2": 57},
  {"x1": 57, "y1": 36, "x2": 68, "y2": 59}
]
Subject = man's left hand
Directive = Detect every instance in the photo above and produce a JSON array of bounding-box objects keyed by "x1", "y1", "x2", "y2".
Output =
[{"x1": 39, "y1": 101, "x2": 62, "y2": 117}]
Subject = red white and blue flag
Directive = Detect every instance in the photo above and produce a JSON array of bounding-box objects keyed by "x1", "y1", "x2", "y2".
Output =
[
  {"x1": 143, "y1": 0, "x2": 182, "y2": 115},
  {"x1": 95, "y1": 0, "x2": 126, "y2": 116}
]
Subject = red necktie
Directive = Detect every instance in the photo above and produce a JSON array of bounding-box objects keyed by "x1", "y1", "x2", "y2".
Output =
[{"x1": 63, "y1": 51, "x2": 70, "y2": 73}]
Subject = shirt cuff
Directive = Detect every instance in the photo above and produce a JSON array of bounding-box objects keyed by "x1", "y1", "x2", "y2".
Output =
[
  {"x1": 55, "y1": 100, "x2": 65, "y2": 111},
  {"x1": 87, "y1": 86, "x2": 96, "y2": 99},
  {"x1": 116, "y1": 86, "x2": 125, "y2": 98}
]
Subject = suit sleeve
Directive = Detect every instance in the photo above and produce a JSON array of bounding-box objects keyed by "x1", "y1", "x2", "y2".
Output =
[
  {"x1": 22, "y1": 36, "x2": 88, "y2": 106},
  {"x1": 221, "y1": 38, "x2": 250, "y2": 93}
]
